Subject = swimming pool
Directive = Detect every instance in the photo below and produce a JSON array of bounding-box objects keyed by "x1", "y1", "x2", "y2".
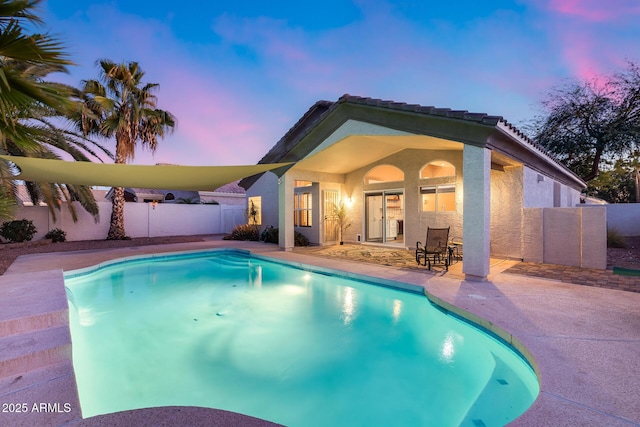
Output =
[{"x1": 65, "y1": 249, "x2": 539, "y2": 426}]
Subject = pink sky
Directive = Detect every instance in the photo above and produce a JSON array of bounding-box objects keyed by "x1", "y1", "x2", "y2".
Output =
[{"x1": 43, "y1": 0, "x2": 640, "y2": 166}]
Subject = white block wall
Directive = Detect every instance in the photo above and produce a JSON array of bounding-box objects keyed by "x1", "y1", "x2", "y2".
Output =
[
  {"x1": 603, "y1": 203, "x2": 640, "y2": 236},
  {"x1": 11, "y1": 201, "x2": 246, "y2": 242}
]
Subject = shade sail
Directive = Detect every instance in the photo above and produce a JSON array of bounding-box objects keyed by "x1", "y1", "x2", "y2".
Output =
[{"x1": 0, "y1": 155, "x2": 292, "y2": 191}]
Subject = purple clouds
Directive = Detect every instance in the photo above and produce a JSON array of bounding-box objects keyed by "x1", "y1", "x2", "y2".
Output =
[{"x1": 42, "y1": 1, "x2": 639, "y2": 165}]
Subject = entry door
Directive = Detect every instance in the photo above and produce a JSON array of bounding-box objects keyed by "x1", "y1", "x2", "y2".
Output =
[
  {"x1": 365, "y1": 192, "x2": 404, "y2": 244},
  {"x1": 323, "y1": 190, "x2": 340, "y2": 243}
]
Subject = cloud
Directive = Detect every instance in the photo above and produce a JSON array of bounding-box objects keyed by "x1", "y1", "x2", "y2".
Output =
[
  {"x1": 521, "y1": 0, "x2": 640, "y2": 90},
  {"x1": 545, "y1": 0, "x2": 640, "y2": 22},
  {"x1": 42, "y1": 0, "x2": 640, "y2": 165},
  {"x1": 43, "y1": 2, "x2": 291, "y2": 166}
]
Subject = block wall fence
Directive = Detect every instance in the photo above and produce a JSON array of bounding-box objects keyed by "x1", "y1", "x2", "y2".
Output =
[
  {"x1": 524, "y1": 206, "x2": 607, "y2": 269},
  {"x1": 10, "y1": 202, "x2": 246, "y2": 242}
]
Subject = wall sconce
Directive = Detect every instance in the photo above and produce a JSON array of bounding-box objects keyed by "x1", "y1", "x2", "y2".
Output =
[
  {"x1": 345, "y1": 196, "x2": 353, "y2": 207},
  {"x1": 537, "y1": 174, "x2": 545, "y2": 183},
  {"x1": 151, "y1": 201, "x2": 158, "y2": 210}
]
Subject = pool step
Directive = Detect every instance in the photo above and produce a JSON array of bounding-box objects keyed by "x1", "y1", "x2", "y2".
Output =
[
  {"x1": 0, "y1": 325, "x2": 72, "y2": 380},
  {"x1": 0, "y1": 309, "x2": 68, "y2": 338},
  {"x1": 0, "y1": 269, "x2": 72, "y2": 381}
]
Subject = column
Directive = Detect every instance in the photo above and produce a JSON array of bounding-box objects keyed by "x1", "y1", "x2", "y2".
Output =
[
  {"x1": 462, "y1": 145, "x2": 491, "y2": 280},
  {"x1": 278, "y1": 173, "x2": 294, "y2": 251}
]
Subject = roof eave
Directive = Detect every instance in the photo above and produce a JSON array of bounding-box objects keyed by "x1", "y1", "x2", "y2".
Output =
[{"x1": 493, "y1": 121, "x2": 587, "y2": 190}]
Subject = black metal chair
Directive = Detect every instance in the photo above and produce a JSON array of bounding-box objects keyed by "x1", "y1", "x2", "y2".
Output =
[{"x1": 415, "y1": 227, "x2": 450, "y2": 270}]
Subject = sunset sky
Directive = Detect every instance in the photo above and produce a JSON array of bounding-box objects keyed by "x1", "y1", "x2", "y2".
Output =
[{"x1": 41, "y1": 0, "x2": 640, "y2": 166}]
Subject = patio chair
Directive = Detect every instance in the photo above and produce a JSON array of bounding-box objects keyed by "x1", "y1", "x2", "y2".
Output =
[{"x1": 415, "y1": 227, "x2": 450, "y2": 270}]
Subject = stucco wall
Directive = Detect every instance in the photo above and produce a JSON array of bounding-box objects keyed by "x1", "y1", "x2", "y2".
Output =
[
  {"x1": 602, "y1": 203, "x2": 640, "y2": 236},
  {"x1": 342, "y1": 149, "x2": 464, "y2": 247},
  {"x1": 490, "y1": 165, "x2": 524, "y2": 258},
  {"x1": 245, "y1": 171, "x2": 279, "y2": 231},
  {"x1": 523, "y1": 206, "x2": 606, "y2": 269},
  {"x1": 12, "y1": 202, "x2": 243, "y2": 241},
  {"x1": 522, "y1": 167, "x2": 581, "y2": 208}
]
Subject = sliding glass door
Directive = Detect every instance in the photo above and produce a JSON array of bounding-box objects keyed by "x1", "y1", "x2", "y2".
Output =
[{"x1": 365, "y1": 192, "x2": 404, "y2": 244}]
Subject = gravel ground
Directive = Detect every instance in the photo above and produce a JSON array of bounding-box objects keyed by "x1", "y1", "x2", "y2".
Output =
[
  {"x1": 1, "y1": 234, "x2": 639, "y2": 275},
  {"x1": 607, "y1": 235, "x2": 640, "y2": 270}
]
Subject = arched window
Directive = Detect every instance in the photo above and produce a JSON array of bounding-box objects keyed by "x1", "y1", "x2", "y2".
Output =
[
  {"x1": 364, "y1": 165, "x2": 404, "y2": 184},
  {"x1": 420, "y1": 160, "x2": 455, "y2": 179},
  {"x1": 164, "y1": 192, "x2": 175, "y2": 201}
]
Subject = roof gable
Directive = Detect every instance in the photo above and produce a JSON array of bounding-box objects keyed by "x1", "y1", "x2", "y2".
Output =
[{"x1": 240, "y1": 94, "x2": 585, "y2": 190}]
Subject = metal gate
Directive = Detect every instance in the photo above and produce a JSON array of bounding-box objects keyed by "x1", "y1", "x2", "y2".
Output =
[{"x1": 323, "y1": 190, "x2": 340, "y2": 243}]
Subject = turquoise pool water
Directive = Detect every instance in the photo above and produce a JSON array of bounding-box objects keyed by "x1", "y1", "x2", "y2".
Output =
[{"x1": 65, "y1": 250, "x2": 539, "y2": 427}]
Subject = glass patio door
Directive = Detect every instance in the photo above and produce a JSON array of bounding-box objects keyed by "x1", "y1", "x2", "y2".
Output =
[{"x1": 365, "y1": 192, "x2": 404, "y2": 244}]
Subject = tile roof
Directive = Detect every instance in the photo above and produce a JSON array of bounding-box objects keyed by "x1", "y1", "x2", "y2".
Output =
[
  {"x1": 336, "y1": 94, "x2": 505, "y2": 125},
  {"x1": 240, "y1": 94, "x2": 584, "y2": 189},
  {"x1": 254, "y1": 94, "x2": 523, "y2": 167},
  {"x1": 212, "y1": 180, "x2": 246, "y2": 194}
]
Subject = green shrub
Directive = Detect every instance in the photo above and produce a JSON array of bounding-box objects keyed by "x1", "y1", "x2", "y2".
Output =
[
  {"x1": 260, "y1": 226, "x2": 278, "y2": 244},
  {"x1": 607, "y1": 228, "x2": 627, "y2": 248},
  {"x1": 224, "y1": 224, "x2": 260, "y2": 241},
  {"x1": 294, "y1": 231, "x2": 309, "y2": 247},
  {"x1": 45, "y1": 228, "x2": 67, "y2": 243},
  {"x1": 256, "y1": 226, "x2": 309, "y2": 246},
  {"x1": 0, "y1": 219, "x2": 37, "y2": 243}
]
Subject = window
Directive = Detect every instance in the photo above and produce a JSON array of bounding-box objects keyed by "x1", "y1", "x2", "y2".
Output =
[
  {"x1": 295, "y1": 180, "x2": 312, "y2": 187},
  {"x1": 364, "y1": 165, "x2": 404, "y2": 184},
  {"x1": 294, "y1": 192, "x2": 312, "y2": 227},
  {"x1": 248, "y1": 196, "x2": 262, "y2": 225},
  {"x1": 420, "y1": 161, "x2": 455, "y2": 179},
  {"x1": 421, "y1": 185, "x2": 456, "y2": 212},
  {"x1": 164, "y1": 192, "x2": 175, "y2": 201}
]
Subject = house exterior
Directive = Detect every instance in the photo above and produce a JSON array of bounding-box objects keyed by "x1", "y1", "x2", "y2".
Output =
[
  {"x1": 239, "y1": 95, "x2": 588, "y2": 281},
  {"x1": 105, "y1": 188, "x2": 201, "y2": 203},
  {"x1": 199, "y1": 180, "x2": 247, "y2": 206}
]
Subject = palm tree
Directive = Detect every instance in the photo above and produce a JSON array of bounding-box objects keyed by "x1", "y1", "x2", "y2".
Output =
[
  {"x1": 0, "y1": 0, "x2": 111, "y2": 222},
  {"x1": 2, "y1": 61, "x2": 114, "y2": 221},
  {"x1": 77, "y1": 60, "x2": 175, "y2": 239}
]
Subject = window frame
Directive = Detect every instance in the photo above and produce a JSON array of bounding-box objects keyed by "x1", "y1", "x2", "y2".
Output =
[
  {"x1": 294, "y1": 192, "x2": 313, "y2": 227},
  {"x1": 420, "y1": 184, "x2": 456, "y2": 212},
  {"x1": 247, "y1": 196, "x2": 262, "y2": 225}
]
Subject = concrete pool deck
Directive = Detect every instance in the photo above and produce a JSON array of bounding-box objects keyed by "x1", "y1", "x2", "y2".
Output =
[{"x1": 1, "y1": 239, "x2": 639, "y2": 426}]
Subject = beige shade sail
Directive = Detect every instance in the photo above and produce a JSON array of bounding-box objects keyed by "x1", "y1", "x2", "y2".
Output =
[{"x1": 0, "y1": 155, "x2": 292, "y2": 191}]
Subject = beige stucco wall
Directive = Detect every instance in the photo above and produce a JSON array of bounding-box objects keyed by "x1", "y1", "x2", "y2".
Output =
[
  {"x1": 342, "y1": 148, "x2": 463, "y2": 247},
  {"x1": 490, "y1": 165, "x2": 524, "y2": 259},
  {"x1": 523, "y1": 206, "x2": 606, "y2": 269}
]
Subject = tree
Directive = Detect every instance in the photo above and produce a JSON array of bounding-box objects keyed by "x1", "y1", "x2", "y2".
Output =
[
  {"x1": 0, "y1": 0, "x2": 112, "y2": 222},
  {"x1": 530, "y1": 62, "x2": 640, "y2": 190},
  {"x1": 584, "y1": 156, "x2": 638, "y2": 203},
  {"x1": 334, "y1": 201, "x2": 351, "y2": 245},
  {"x1": 77, "y1": 60, "x2": 175, "y2": 239}
]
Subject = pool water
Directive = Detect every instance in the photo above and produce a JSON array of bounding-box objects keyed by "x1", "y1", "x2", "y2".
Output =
[{"x1": 65, "y1": 250, "x2": 539, "y2": 427}]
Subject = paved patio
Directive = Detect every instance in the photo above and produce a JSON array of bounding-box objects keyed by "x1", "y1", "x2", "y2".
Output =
[
  {"x1": 1, "y1": 239, "x2": 639, "y2": 426},
  {"x1": 297, "y1": 243, "x2": 640, "y2": 293}
]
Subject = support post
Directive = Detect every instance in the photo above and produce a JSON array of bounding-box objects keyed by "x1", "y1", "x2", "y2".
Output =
[
  {"x1": 278, "y1": 173, "x2": 294, "y2": 251},
  {"x1": 462, "y1": 145, "x2": 491, "y2": 281}
]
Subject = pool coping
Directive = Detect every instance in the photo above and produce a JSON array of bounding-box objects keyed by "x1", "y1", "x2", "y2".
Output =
[
  {"x1": 1, "y1": 240, "x2": 639, "y2": 426},
  {"x1": 64, "y1": 247, "x2": 539, "y2": 424}
]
